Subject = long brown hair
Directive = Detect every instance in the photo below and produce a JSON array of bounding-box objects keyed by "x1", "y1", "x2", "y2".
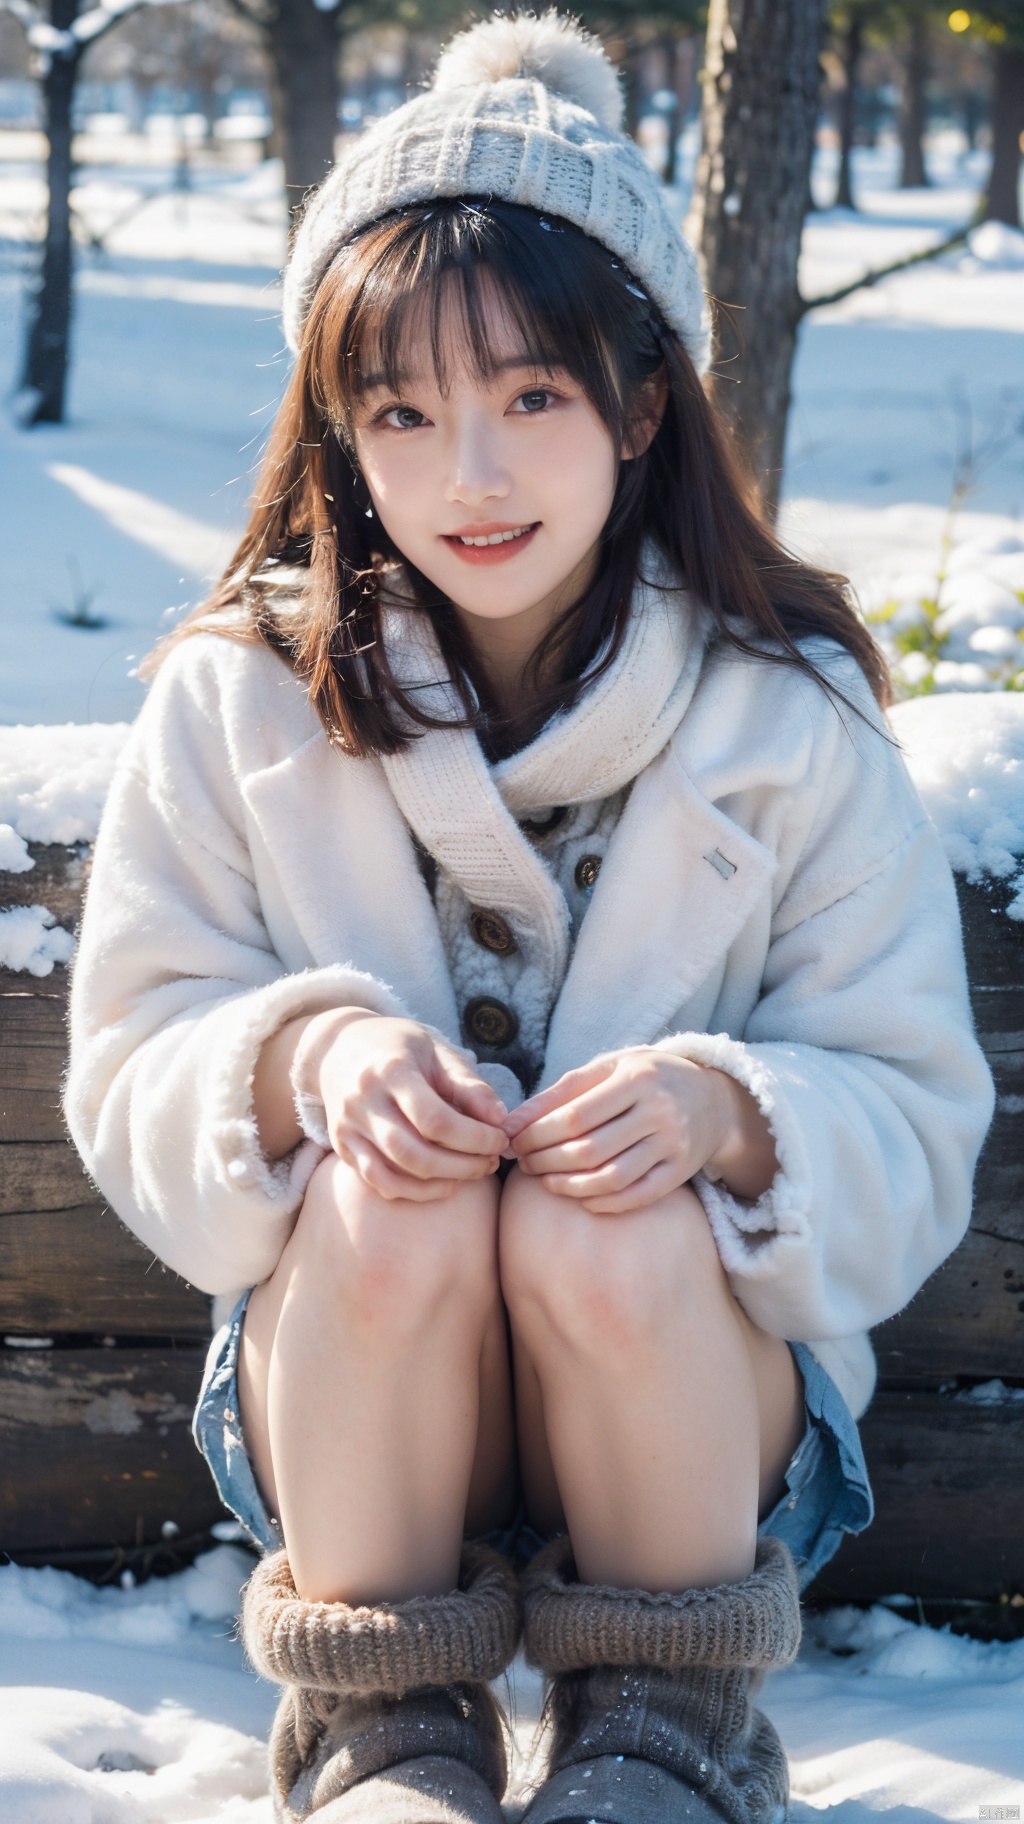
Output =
[{"x1": 151, "y1": 199, "x2": 888, "y2": 753}]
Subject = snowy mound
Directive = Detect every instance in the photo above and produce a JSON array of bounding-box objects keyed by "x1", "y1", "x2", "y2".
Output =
[
  {"x1": 0, "y1": 724, "x2": 131, "y2": 975},
  {"x1": 808, "y1": 1600, "x2": 1024, "y2": 1680},
  {"x1": 862, "y1": 532, "x2": 1024, "y2": 697},
  {"x1": 0, "y1": 904, "x2": 76, "y2": 977},
  {"x1": 890, "y1": 693, "x2": 1024, "y2": 918},
  {"x1": 0, "y1": 1546, "x2": 275, "y2": 1822},
  {"x1": 966, "y1": 220, "x2": 1024, "y2": 269},
  {"x1": 0, "y1": 722, "x2": 129, "y2": 848}
]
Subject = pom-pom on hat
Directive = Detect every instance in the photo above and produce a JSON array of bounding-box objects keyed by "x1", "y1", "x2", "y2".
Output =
[{"x1": 283, "y1": 10, "x2": 710, "y2": 372}]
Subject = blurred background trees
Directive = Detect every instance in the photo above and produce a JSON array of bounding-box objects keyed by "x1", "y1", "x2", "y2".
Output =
[
  {"x1": 960, "y1": 5, "x2": 1024, "y2": 223},
  {"x1": 2, "y1": 0, "x2": 1021, "y2": 487},
  {"x1": 822, "y1": 4, "x2": 1021, "y2": 221}
]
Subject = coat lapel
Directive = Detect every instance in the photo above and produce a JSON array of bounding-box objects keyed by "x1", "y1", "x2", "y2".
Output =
[
  {"x1": 541, "y1": 743, "x2": 777, "y2": 1085},
  {"x1": 242, "y1": 735, "x2": 461, "y2": 1039}
]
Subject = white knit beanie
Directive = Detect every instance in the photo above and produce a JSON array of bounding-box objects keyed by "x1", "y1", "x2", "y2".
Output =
[{"x1": 283, "y1": 10, "x2": 710, "y2": 373}]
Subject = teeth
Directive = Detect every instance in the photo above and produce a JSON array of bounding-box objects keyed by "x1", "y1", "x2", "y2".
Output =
[{"x1": 458, "y1": 525, "x2": 532, "y2": 546}]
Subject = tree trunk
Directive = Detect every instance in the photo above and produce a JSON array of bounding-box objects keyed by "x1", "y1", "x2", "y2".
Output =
[
  {"x1": 664, "y1": 35, "x2": 696, "y2": 187},
  {"x1": 660, "y1": 37, "x2": 679, "y2": 186},
  {"x1": 690, "y1": 0, "x2": 827, "y2": 514},
  {"x1": 265, "y1": 0, "x2": 341, "y2": 207},
  {"x1": 984, "y1": 43, "x2": 1024, "y2": 228},
  {"x1": 898, "y1": 11, "x2": 929, "y2": 189},
  {"x1": 835, "y1": 14, "x2": 862, "y2": 209},
  {"x1": 21, "y1": 0, "x2": 80, "y2": 425},
  {"x1": 622, "y1": 40, "x2": 642, "y2": 140}
]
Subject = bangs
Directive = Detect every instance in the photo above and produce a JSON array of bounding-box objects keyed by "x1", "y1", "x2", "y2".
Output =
[
  {"x1": 309, "y1": 201, "x2": 652, "y2": 437},
  {"x1": 160, "y1": 197, "x2": 888, "y2": 755}
]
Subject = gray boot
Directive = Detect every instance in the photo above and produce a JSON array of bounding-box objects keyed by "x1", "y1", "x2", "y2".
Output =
[
  {"x1": 242, "y1": 1543, "x2": 522, "y2": 1823},
  {"x1": 519, "y1": 1536, "x2": 801, "y2": 1824}
]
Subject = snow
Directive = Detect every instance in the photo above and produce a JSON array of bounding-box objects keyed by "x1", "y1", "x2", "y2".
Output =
[
  {"x1": 0, "y1": 903, "x2": 77, "y2": 974},
  {"x1": 954, "y1": 1378, "x2": 1024, "y2": 1405},
  {"x1": 1, "y1": 1549, "x2": 1022, "y2": 1823},
  {"x1": 0, "y1": 1548, "x2": 276, "y2": 1823},
  {"x1": 889, "y1": 694, "x2": 1024, "y2": 916},
  {"x1": 0, "y1": 722, "x2": 129, "y2": 844},
  {"x1": 0, "y1": 823, "x2": 33, "y2": 871},
  {"x1": 1, "y1": 1547, "x2": 256, "y2": 1650},
  {"x1": 967, "y1": 221, "x2": 1024, "y2": 270}
]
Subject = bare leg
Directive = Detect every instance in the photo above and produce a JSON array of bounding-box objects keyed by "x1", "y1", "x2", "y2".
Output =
[
  {"x1": 238, "y1": 1153, "x2": 516, "y2": 1605},
  {"x1": 499, "y1": 1168, "x2": 804, "y2": 1592}
]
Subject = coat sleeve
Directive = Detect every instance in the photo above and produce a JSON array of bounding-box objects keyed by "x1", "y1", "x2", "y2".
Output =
[
  {"x1": 658, "y1": 666, "x2": 996, "y2": 1348},
  {"x1": 64, "y1": 641, "x2": 408, "y2": 1297}
]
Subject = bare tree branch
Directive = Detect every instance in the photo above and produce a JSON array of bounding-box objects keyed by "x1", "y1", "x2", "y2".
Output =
[
  {"x1": 796, "y1": 217, "x2": 978, "y2": 319},
  {"x1": 0, "y1": 0, "x2": 43, "y2": 31},
  {"x1": 6, "y1": 0, "x2": 189, "y2": 59}
]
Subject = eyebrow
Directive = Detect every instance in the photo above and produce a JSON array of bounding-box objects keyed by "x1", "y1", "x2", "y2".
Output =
[{"x1": 359, "y1": 355, "x2": 564, "y2": 391}]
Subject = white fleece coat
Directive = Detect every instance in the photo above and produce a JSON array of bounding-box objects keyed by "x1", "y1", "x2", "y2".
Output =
[{"x1": 64, "y1": 590, "x2": 995, "y2": 1422}]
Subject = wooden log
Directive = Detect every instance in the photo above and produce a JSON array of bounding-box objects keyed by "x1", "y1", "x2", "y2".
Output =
[
  {"x1": 1, "y1": 1137, "x2": 106, "y2": 1214},
  {"x1": 0, "y1": 841, "x2": 90, "y2": 925},
  {"x1": 0, "y1": 1035, "x2": 211, "y2": 1335},
  {"x1": 868, "y1": 876, "x2": 1024, "y2": 1382},
  {"x1": 810, "y1": 1388, "x2": 1024, "y2": 1601},
  {"x1": 873, "y1": 1227, "x2": 1024, "y2": 1385},
  {"x1": 0, "y1": 1207, "x2": 212, "y2": 1337},
  {"x1": 0, "y1": 1344, "x2": 227, "y2": 1553},
  {"x1": 0, "y1": 841, "x2": 82, "y2": 1138},
  {"x1": 0, "y1": 980, "x2": 69, "y2": 1142}
]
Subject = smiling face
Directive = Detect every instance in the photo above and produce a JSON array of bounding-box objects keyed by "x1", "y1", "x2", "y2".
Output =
[{"x1": 351, "y1": 279, "x2": 622, "y2": 662}]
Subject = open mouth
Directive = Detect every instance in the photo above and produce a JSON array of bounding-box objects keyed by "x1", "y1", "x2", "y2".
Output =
[
  {"x1": 456, "y1": 524, "x2": 534, "y2": 547},
  {"x1": 442, "y1": 523, "x2": 540, "y2": 563}
]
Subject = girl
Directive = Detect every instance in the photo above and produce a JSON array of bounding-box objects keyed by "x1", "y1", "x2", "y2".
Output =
[{"x1": 66, "y1": 16, "x2": 994, "y2": 1824}]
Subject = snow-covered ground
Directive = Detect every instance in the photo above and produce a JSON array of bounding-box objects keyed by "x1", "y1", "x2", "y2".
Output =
[
  {"x1": 2, "y1": 140, "x2": 1024, "y2": 1821},
  {"x1": 1, "y1": 1540, "x2": 1023, "y2": 1823}
]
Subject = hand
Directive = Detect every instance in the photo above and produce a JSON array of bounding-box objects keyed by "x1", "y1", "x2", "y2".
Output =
[
  {"x1": 297, "y1": 1012, "x2": 509, "y2": 1203},
  {"x1": 504, "y1": 1049, "x2": 778, "y2": 1213}
]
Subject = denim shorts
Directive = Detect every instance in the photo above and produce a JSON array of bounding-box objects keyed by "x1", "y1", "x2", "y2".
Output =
[{"x1": 193, "y1": 1292, "x2": 872, "y2": 1591}]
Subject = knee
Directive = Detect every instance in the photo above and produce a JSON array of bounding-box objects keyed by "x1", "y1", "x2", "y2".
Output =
[
  {"x1": 500, "y1": 1170, "x2": 723, "y2": 1362},
  {"x1": 295, "y1": 1154, "x2": 500, "y2": 1341}
]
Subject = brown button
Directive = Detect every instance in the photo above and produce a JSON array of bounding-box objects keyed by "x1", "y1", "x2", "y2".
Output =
[
  {"x1": 464, "y1": 997, "x2": 519, "y2": 1049},
  {"x1": 574, "y1": 854, "x2": 602, "y2": 890},
  {"x1": 469, "y1": 908, "x2": 517, "y2": 957}
]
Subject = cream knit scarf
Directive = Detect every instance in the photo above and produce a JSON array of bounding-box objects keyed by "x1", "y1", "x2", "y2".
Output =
[{"x1": 379, "y1": 565, "x2": 708, "y2": 1006}]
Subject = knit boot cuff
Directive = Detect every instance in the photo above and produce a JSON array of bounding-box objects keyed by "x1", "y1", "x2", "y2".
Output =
[
  {"x1": 522, "y1": 1536, "x2": 800, "y2": 1676},
  {"x1": 244, "y1": 1543, "x2": 522, "y2": 1698}
]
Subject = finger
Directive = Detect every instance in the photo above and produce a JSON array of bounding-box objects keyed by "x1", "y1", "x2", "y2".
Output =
[
  {"x1": 515, "y1": 1108, "x2": 651, "y2": 1176},
  {"x1": 388, "y1": 1068, "x2": 506, "y2": 1157},
  {"x1": 345, "y1": 1133, "x2": 465, "y2": 1204},
  {"x1": 540, "y1": 1137, "x2": 664, "y2": 1200},
  {"x1": 366, "y1": 1103, "x2": 501, "y2": 1182},
  {"x1": 512, "y1": 1073, "x2": 639, "y2": 1156},
  {"x1": 502, "y1": 1056, "x2": 616, "y2": 1137},
  {"x1": 436, "y1": 1052, "x2": 510, "y2": 1128},
  {"x1": 579, "y1": 1162, "x2": 682, "y2": 1215}
]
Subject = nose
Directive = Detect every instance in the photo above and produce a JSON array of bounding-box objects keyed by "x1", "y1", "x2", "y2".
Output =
[{"x1": 444, "y1": 410, "x2": 512, "y2": 508}]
